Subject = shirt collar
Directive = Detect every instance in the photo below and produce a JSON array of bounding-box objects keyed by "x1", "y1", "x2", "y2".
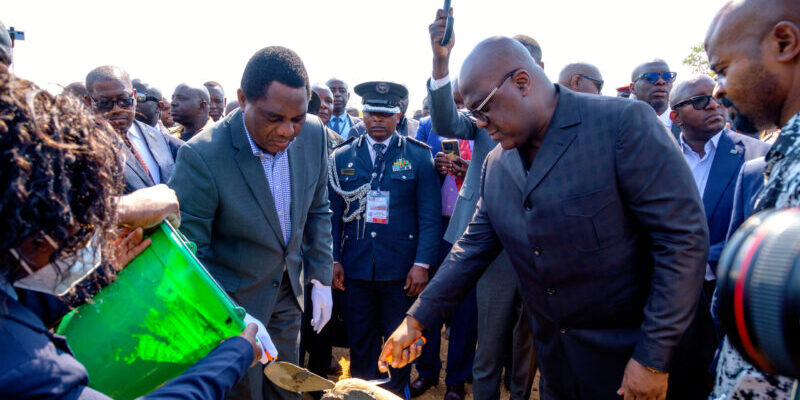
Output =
[
  {"x1": 365, "y1": 133, "x2": 394, "y2": 149},
  {"x1": 127, "y1": 121, "x2": 143, "y2": 140},
  {"x1": 769, "y1": 111, "x2": 800, "y2": 157},
  {"x1": 242, "y1": 114, "x2": 291, "y2": 159},
  {"x1": 680, "y1": 129, "x2": 723, "y2": 155}
]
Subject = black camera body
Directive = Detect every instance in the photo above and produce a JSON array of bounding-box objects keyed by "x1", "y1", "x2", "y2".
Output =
[{"x1": 717, "y1": 208, "x2": 800, "y2": 379}]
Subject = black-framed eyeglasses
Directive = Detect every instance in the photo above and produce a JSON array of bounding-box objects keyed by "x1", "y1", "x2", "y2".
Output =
[
  {"x1": 672, "y1": 94, "x2": 721, "y2": 111},
  {"x1": 634, "y1": 71, "x2": 678, "y2": 84},
  {"x1": 577, "y1": 74, "x2": 604, "y2": 92},
  {"x1": 466, "y1": 68, "x2": 520, "y2": 124},
  {"x1": 91, "y1": 94, "x2": 135, "y2": 112},
  {"x1": 136, "y1": 93, "x2": 160, "y2": 103}
]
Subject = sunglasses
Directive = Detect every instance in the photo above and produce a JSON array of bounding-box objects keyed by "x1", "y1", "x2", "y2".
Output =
[
  {"x1": 634, "y1": 72, "x2": 678, "y2": 84},
  {"x1": 466, "y1": 68, "x2": 520, "y2": 124},
  {"x1": 672, "y1": 94, "x2": 722, "y2": 110},
  {"x1": 92, "y1": 95, "x2": 135, "y2": 112},
  {"x1": 136, "y1": 93, "x2": 160, "y2": 103},
  {"x1": 577, "y1": 74, "x2": 604, "y2": 92}
]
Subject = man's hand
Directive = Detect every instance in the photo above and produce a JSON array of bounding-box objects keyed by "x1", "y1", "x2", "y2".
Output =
[
  {"x1": 404, "y1": 264, "x2": 429, "y2": 297},
  {"x1": 434, "y1": 152, "x2": 453, "y2": 176},
  {"x1": 244, "y1": 313, "x2": 278, "y2": 364},
  {"x1": 111, "y1": 227, "x2": 151, "y2": 272},
  {"x1": 238, "y1": 323, "x2": 262, "y2": 368},
  {"x1": 310, "y1": 280, "x2": 333, "y2": 333},
  {"x1": 332, "y1": 262, "x2": 345, "y2": 291},
  {"x1": 617, "y1": 358, "x2": 669, "y2": 400},
  {"x1": 116, "y1": 184, "x2": 180, "y2": 229},
  {"x1": 429, "y1": 8, "x2": 455, "y2": 79},
  {"x1": 452, "y1": 157, "x2": 469, "y2": 178},
  {"x1": 378, "y1": 316, "x2": 425, "y2": 371}
]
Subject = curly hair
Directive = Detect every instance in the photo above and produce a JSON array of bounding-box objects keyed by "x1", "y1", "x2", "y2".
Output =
[{"x1": 0, "y1": 65, "x2": 124, "y2": 282}]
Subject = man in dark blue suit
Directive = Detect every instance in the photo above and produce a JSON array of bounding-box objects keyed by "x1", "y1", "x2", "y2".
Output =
[
  {"x1": 328, "y1": 81, "x2": 440, "y2": 399},
  {"x1": 669, "y1": 76, "x2": 771, "y2": 299}
]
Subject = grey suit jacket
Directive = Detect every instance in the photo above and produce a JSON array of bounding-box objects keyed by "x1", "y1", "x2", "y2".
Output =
[
  {"x1": 135, "y1": 120, "x2": 183, "y2": 183},
  {"x1": 427, "y1": 80, "x2": 499, "y2": 243},
  {"x1": 168, "y1": 110, "x2": 333, "y2": 324},
  {"x1": 410, "y1": 86, "x2": 709, "y2": 393}
]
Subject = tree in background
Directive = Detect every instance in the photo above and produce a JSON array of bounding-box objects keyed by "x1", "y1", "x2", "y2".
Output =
[{"x1": 683, "y1": 44, "x2": 714, "y2": 77}]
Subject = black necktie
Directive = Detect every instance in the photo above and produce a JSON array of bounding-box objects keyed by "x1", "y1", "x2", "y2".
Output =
[{"x1": 372, "y1": 143, "x2": 386, "y2": 190}]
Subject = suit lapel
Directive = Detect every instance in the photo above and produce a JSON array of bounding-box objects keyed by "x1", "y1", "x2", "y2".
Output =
[
  {"x1": 703, "y1": 130, "x2": 743, "y2": 218},
  {"x1": 500, "y1": 149, "x2": 527, "y2": 192},
  {"x1": 230, "y1": 112, "x2": 286, "y2": 247},
  {"x1": 355, "y1": 136, "x2": 373, "y2": 173},
  {"x1": 137, "y1": 121, "x2": 170, "y2": 179},
  {"x1": 522, "y1": 87, "x2": 580, "y2": 199},
  {"x1": 122, "y1": 145, "x2": 154, "y2": 187}
]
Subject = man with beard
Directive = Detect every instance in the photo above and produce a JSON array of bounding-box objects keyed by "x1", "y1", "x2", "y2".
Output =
[
  {"x1": 204, "y1": 81, "x2": 226, "y2": 122},
  {"x1": 630, "y1": 59, "x2": 681, "y2": 138},
  {"x1": 328, "y1": 81, "x2": 440, "y2": 398},
  {"x1": 170, "y1": 83, "x2": 213, "y2": 141},
  {"x1": 381, "y1": 32, "x2": 711, "y2": 400},
  {"x1": 326, "y1": 78, "x2": 361, "y2": 139},
  {"x1": 705, "y1": 0, "x2": 800, "y2": 397},
  {"x1": 85, "y1": 66, "x2": 179, "y2": 192}
]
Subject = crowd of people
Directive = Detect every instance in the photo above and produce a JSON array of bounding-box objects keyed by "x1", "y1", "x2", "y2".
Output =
[{"x1": 1, "y1": 1, "x2": 799, "y2": 400}]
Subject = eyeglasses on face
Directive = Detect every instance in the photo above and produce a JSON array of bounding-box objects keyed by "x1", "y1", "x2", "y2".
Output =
[
  {"x1": 92, "y1": 95, "x2": 135, "y2": 112},
  {"x1": 634, "y1": 71, "x2": 678, "y2": 84},
  {"x1": 466, "y1": 68, "x2": 521, "y2": 124},
  {"x1": 672, "y1": 94, "x2": 721, "y2": 110},
  {"x1": 577, "y1": 74, "x2": 604, "y2": 92}
]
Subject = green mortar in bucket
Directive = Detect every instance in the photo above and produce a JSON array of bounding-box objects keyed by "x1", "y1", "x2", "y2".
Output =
[{"x1": 57, "y1": 221, "x2": 246, "y2": 399}]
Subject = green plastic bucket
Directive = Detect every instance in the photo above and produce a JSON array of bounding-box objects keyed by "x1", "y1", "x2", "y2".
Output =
[{"x1": 57, "y1": 221, "x2": 246, "y2": 399}]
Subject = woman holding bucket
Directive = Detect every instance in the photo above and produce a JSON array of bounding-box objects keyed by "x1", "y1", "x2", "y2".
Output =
[{"x1": 0, "y1": 66, "x2": 264, "y2": 399}]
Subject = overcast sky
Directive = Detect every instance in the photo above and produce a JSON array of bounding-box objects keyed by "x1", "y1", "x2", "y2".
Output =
[{"x1": 6, "y1": 0, "x2": 728, "y2": 115}]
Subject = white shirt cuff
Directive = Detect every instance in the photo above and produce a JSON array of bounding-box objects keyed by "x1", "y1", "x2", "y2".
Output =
[
  {"x1": 429, "y1": 74, "x2": 451, "y2": 91},
  {"x1": 414, "y1": 263, "x2": 430, "y2": 270},
  {"x1": 310, "y1": 279, "x2": 328, "y2": 288}
]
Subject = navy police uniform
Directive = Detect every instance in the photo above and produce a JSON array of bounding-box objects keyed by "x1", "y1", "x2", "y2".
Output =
[{"x1": 328, "y1": 81, "x2": 440, "y2": 398}]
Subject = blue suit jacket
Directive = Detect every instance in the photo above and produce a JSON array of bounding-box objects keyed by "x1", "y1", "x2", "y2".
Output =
[
  {"x1": 703, "y1": 130, "x2": 770, "y2": 271},
  {"x1": 329, "y1": 134, "x2": 441, "y2": 281},
  {"x1": 0, "y1": 289, "x2": 252, "y2": 399},
  {"x1": 415, "y1": 117, "x2": 444, "y2": 156},
  {"x1": 726, "y1": 157, "x2": 767, "y2": 240}
]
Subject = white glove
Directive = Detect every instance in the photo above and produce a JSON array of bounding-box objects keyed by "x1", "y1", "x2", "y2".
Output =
[
  {"x1": 310, "y1": 279, "x2": 333, "y2": 333},
  {"x1": 244, "y1": 313, "x2": 278, "y2": 364}
]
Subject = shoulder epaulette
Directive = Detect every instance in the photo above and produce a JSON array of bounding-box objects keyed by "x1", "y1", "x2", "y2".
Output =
[
  {"x1": 333, "y1": 136, "x2": 357, "y2": 150},
  {"x1": 404, "y1": 136, "x2": 432, "y2": 149}
]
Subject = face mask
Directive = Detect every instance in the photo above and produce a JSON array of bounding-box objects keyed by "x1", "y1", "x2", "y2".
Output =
[{"x1": 11, "y1": 235, "x2": 102, "y2": 296}]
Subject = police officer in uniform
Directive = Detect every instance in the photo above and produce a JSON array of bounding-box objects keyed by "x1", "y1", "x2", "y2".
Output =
[{"x1": 328, "y1": 81, "x2": 440, "y2": 399}]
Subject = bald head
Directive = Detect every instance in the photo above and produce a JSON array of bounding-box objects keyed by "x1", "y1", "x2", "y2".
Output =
[
  {"x1": 85, "y1": 65, "x2": 131, "y2": 95},
  {"x1": 512, "y1": 34, "x2": 543, "y2": 67},
  {"x1": 225, "y1": 99, "x2": 240, "y2": 116},
  {"x1": 670, "y1": 75, "x2": 716, "y2": 108},
  {"x1": 171, "y1": 83, "x2": 210, "y2": 135},
  {"x1": 459, "y1": 36, "x2": 557, "y2": 152},
  {"x1": 558, "y1": 63, "x2": 603, "y2": 94},
  {"x1": 706, "y1": 0, "x2": 800, "y2": 128}
]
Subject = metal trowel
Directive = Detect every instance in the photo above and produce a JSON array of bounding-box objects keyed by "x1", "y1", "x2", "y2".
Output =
[{"x1": 264, "y1": 361, "x2": 335, "y2": 393}]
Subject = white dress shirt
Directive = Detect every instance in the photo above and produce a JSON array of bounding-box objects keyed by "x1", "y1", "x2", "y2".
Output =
[
  {"x1": 127, "y1": 123, "x2": 161, "y2": 184},
  {"x1": 659, "y1": 109, "x2": 674, "y2": 133},
  {"x1": 679, "y1": 130, "x2": 722, "y2": 281}
]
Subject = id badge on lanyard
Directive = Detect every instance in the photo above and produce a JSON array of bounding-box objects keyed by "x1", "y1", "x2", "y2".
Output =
[{"x1": 365, "y1": 190, "x2": 390, "y2": 224}]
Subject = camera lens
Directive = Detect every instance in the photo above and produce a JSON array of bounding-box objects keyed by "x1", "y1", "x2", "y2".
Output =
[{"x1": 717, "y1": 208, "x2": 800, "y2": 378}]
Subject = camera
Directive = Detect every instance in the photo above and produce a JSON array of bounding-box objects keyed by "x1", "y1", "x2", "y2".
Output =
[{"x1": 717, "y1": 207, "x2": 800, "y2": 378}]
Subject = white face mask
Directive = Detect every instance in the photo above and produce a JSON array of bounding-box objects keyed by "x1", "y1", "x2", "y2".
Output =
[{"x1": 11, "y1": 235, "x2": 102, "y2": 296}]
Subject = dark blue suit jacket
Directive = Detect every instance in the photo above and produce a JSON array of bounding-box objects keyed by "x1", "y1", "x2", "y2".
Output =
[
  {"x1": 415, "y1": 117, "x2": 444, "y2": 156},
  {"x1": 726, "y1": 157, "x2": 767, "y2": 240},
  {"x1": 703, "y1": 131, "x2": 770, "y2": 271},
  {"x1": 0, "y1": 289, "x2": 253, "y2": 399},
  {"x1": 329, "y1": 134, "x2": 441, "y2": 281}
]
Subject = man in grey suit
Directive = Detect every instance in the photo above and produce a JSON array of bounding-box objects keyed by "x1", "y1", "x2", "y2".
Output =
[
  {"x1": 169, "y1": 46, "x2": 334, "y2": 400},
  {"x1": 417, "y1": 20, "x2": 541, "y2": 400},
  {"x1": 381, "y1": 22, "x2": 710, "y2": 400},
  {"x1": 85, "y1": 66, "x2": 181, "y2": 193}
]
